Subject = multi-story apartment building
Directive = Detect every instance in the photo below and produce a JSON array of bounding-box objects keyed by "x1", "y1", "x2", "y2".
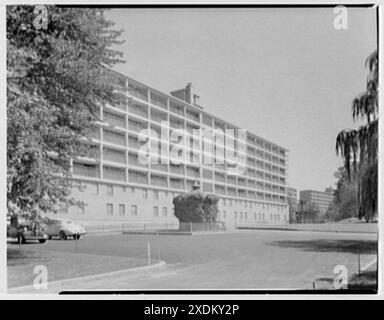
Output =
[
  {"x1": 299, "y1": 188, "x2": 334, "y2": 216},
  {"x1": 54, "y1": 71, "x2": 289, "y2": 229}
]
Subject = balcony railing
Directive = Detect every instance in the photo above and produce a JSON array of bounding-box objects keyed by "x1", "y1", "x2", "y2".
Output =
[
  {"x1": 73, "y1": 163, "x2": 100, "y2": 178},
  {"x1": 103, "y1": 166, "x2": 126, "y2": 181},
  {"x1": 103, "y1": 148, "x2": 126, "y2": 164},
  {"x1": 103, "y1": 130, "x2": 126, "y2": 146},
  {"x1": 129, "y1": 104, "x2": 148, "y2": 119},
  {"x1": 103, "y1": 111, "x2": 126, "y2": 128},
  {"x1": 128, "y1": 85, "x2": 148, "y2": 101}
]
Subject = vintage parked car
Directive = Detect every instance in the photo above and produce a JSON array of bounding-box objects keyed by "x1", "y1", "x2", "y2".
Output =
[
  {"x1": 7, "y1": 215, "x2": 48, "y2": 244},
  {"x1": 45, "y1": 218, "x2": 86, "y2": 240}
]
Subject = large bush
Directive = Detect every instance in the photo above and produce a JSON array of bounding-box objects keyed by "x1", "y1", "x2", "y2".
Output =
[{"x1": 173, "y1": 191, "x2": 219, "y2": 223}]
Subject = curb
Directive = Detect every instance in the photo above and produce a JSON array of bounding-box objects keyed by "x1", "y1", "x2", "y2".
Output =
[
  {"x1": 123, "y1": 231, "x2": 192, "y2": 236},
  {"x1": 9, "y1": 260, "x2": 166, "y2": 293},
  {"x1": 122, "y1": 230, "x2": 239, "y2": 236},
  {"x1": 237, "y1": 226, "x2": 377, "y2": 235}
]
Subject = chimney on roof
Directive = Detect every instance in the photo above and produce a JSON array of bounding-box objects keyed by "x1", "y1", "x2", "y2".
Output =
[
  {"x1": 185, "y1": 83, "x2": 193, "y2": 104},
  {"x1": 170, "y1": 83, "x2": 203, "y2": 109}
]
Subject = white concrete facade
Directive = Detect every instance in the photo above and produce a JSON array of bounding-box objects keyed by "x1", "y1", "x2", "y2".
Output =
[{"x1": 49, "y1": 72, "x2": 290, "y2": 229}]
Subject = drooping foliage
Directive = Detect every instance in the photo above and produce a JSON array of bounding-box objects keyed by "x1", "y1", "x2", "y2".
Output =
[
  {"x1": 325, "y1": 167, "x2": 358, "y2": 222},
  {"x1": 336, "y1": 51, "x2": 378, "y2": 221}
]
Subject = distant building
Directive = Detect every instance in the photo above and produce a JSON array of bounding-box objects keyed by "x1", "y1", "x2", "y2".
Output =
[{"x1": 299, "y1": 188, "x2": 334, "y2": 215}]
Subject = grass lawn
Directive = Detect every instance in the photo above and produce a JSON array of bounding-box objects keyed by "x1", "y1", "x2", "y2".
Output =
[{"x1": 7, "y1": 248, "x2": 149, "y2": 288}]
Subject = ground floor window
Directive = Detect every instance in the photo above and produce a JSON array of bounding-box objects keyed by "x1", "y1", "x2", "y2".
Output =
[
  {"x1": 119, "y1": 204, "x2": 125, "y2": 216},
  {"x1": 107, "y1": 203, "x2": 113, "y2": 216},
  {"x1": 107, "y1": 185, "x2": 113, "y2": 196}
]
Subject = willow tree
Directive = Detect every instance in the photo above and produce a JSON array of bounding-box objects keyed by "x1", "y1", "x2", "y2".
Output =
[{"x1": 336, "y1": 51, "x2": 378, "y2": 221}]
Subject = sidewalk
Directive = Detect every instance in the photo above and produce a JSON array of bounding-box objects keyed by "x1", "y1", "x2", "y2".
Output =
[{"x1": 237, "y1": 223, "x2": 378, "y2": 234}]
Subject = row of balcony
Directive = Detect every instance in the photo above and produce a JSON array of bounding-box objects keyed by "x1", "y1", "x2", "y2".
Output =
[
  {"x1": 103, "y1": 86, "x2": 287, "y2": 159},
  {"x1": 89, "y1": 125, "x2": 287, "y2": 174},
  {"x1": 72, "y1": 157, "x2": 286, "y2": 193},
  {"x1": 72, "y1": 162, "x2": 287, "y2": 203}
]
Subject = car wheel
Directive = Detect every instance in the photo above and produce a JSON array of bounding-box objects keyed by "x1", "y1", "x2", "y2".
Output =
[
  {"x1": 59, "y1": 231, "x2": 67, "y2": 240},
  {"x1": 48, "y1": 236, "x2": 52, "y2": 240},
  {"x1": 39, "y1": 239, "x2": 46, "y2": 244}
]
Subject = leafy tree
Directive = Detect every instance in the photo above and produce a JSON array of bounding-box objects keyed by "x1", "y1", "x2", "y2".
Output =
[
  {"x1": 325, "y1": 167, "x2": 358, "y2": 222},
  {"x1": 7, "y1": 6, "x2": 125, "y2": 214},
  {"x1": 336, "y1": 51, "x2": 378, "y2": 221},
  {"x1": 296, "y1": 200, "x2": 320, "y2": 223},
  {"x1": 287, "y1": 196, "x2": 297, "y2": 223}
]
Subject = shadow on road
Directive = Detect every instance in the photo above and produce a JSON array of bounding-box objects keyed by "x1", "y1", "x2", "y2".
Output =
[{"x1": 265, "y1": 239, "x2": 377, "y2": 254}]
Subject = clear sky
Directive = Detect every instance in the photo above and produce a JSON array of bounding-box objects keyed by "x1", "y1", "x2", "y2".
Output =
[{"x1": 105, "y1": 7, "x2": 377, "y2": 192}]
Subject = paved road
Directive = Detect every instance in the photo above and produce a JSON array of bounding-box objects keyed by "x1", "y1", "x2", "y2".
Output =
[{"x1": 8, "y1": 230, "x2": 377, "y2": 291}]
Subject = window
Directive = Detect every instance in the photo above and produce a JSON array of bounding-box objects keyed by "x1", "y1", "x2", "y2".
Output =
[
  {"x1": 119, "y1": 204, "x2": 125, "y2": 216},
  {"x1": 107, "y1": 185, "x2": 113, "y2": 196},
  {"x1": 143, "y1": 189, "x2": 148, "y2": 199},
  {"x1": 153, "y1": 206, "x2": 159, "y2": 217},
  {"x1": 162, "y1": 207, "x2": 168, "y2": 217},
  {"x1": 131, "y1": 205, "x2": 138, "y2": 216},
  {"x1": 234, "y1": 212, "x2": 238, "y2": 220},
  {"x1": 244, "y1": 212, "x2": 248, "y2": 219},
  {"x1": 153, "y1": 190, "x2": 159, "y2": 200},
  {"x1": 107, "y1": 203, "x2": 113, "y2": 216}
]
